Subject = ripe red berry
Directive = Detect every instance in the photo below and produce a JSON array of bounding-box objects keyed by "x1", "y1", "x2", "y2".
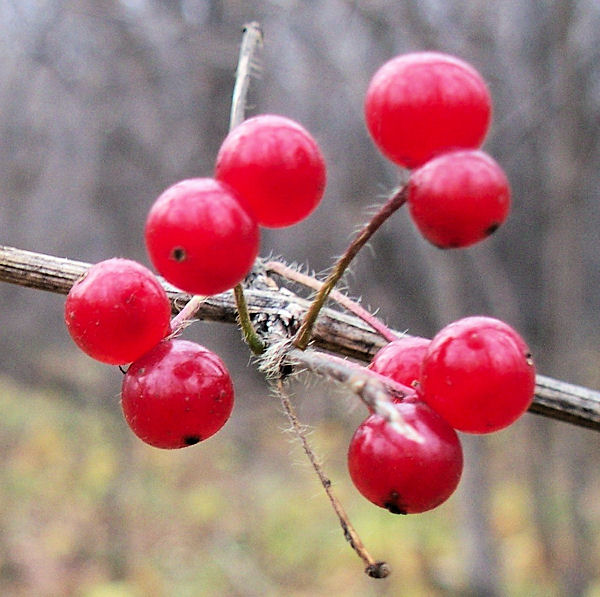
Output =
[
  {"x1": 215, "y1": 114, "x2": 327, "y2": 228},
  {"x1": 420, "y1": 316, "x2": 536, "y2": 433},
  {"x1": 407, "y1": 150, "x2": 511, "y2": 248},
  {"x1": 365, "y1": 52, "x2": 492, "y2": 169},
  {"x1": 368, "y1": 336, "x2": 431, "y2": 394},
  {"x1": 121, "y1": 339, "x2": 235, "y2": 449},
  {"x1": 348, "y1": 400, "x2": 463, "y2": 514},
  {"x1": 64, "y1": 258, "x2": 171, "y2": 365},
  {"x1": 145, "y1": 178, "x2": 260, "y2": 295}
]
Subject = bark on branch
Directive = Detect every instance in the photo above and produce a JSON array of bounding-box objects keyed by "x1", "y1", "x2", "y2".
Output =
[{"x1": 2, "y1": 244, "x2": 600, "y2": 432}]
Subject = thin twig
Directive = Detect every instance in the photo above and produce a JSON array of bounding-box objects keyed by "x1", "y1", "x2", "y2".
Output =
[
  {"x1": 230, "y1": 22, "x2": 263, "y2": 130},
  {"x1": 229, "y1": 21, "x2": 266, "y2": 354},
  {"x1": 276, "y1": 380, "x2": 390, "y2": 579},
  {"x1": 266, "y1": 260, "x2": 398, "y2": 342},
  {"x1": 293, "y1": 185, "x2": 409, "y2": 350},
  {"x1": 160, "y1": 23, "x2": 265, "y2": 347}
]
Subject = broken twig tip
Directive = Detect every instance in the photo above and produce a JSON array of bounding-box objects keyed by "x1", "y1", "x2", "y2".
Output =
[{"x1": 365, "y1": 560, "x2": 391, "y2": 579}]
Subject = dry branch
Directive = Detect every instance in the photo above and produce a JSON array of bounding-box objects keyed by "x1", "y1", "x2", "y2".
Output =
[{"x1": 1, "y1": 243, "x2": 600, "y2": 432}]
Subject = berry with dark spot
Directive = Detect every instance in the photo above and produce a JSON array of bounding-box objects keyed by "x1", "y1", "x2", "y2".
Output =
[
  {"x1": 407, "y1": 150, "x2": 511, "y2": 248},
  {"x1": 145, "y1": 178, "x2": 260, "y2": 295},
  {"x1": 121, "y1": 339, "x2": 234, "y2": 449},
  {"x1": 347, "y1": 400, "x2": 463, "y2": 514}
]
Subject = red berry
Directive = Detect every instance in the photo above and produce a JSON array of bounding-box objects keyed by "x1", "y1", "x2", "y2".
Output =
[
  {"x1": 348, "y1": 401, "x2": 463, "y2": 514},
  {"x1": 365, "y1": 52, "x2": 492, "y2": 169},
  {"x1": 420, "y1": 316, "x2": 536, "y2": 433},
  {"x1": 407, "y1": 150, "x2": 510, "y2": 248},
  {"x1": 368, "y1": 336, "x2": 431, "y2": 394},
  {"x1": 121, "y1": 339, "x2": 235, "y2": 449},
  {"x1": 64, "y1": 258, "x2": 171, "y2": 365},
  {"x1": 215, "y1": 114, "x2": 327, "y2": 228},
  {"x1": 145, "y1": 178, "x2": 260, "y2": 295}
]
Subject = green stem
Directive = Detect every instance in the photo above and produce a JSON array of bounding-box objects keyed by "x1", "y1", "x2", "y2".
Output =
[
  {"x1": 234, "y1": 283, "x2": 265, "y2": 355},
  {"x1": 293, "y1": 185, "x2": 408, "y2": 350}
]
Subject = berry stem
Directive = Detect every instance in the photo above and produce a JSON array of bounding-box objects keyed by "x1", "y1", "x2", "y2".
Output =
[
  {"x1": 264, "y1": 342, "x2": 422, "y2": 442},
  {"x1": 233, "y1": 283, "x2": 265, "y2": 355},
  {"x1": 229, "y1": 22, "x2": 266, "y2": 354},
  {"x1": 276, "y1": 379, "x2": 390, "y2": 579},
  {"x1": 169, "y1": 294, "x2": 206, "y2": 337},
  {"x1": 265, "y1": 260, "x2": 399, "y2": 342},
  {"x1": 293, "y1": 185, "x2": 408, "y2": 350}
]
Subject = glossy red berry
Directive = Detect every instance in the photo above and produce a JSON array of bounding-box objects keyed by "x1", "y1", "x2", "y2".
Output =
[
  {"x1": 365, "y1": 52, "x2": 492, "y2": 169},
  {"x1": 368, "y1": 336, "x2": 431, "y2": 394},
  {"x1": 420, "y1": 316, "x2": 536, "y2": 434},
  {"x1": 215, "y1": 114, "x2": 327, "y2": 228},
  {"x1": 407, "y1": 150, "x2": 511, "y2": 248},
  {"x1": 145, "y1": 178, "x2": 260, "y2": 296},
  {"x1": 348, "y1": 401, "x2": 463, "y2": 514},
  {"x1": 64, "y1": 258, "x2": 171, "y2": 365},
  {"x1": 121, "y1": 339, "x2": 235, "y2": 449}
]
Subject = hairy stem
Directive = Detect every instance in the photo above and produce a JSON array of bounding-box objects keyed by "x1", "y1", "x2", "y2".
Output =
[
  {"x1": 293, "y1": 185, "x2": 408, "y2": 350},
  {"x1": 271, "y1": 345, "x2": 423, "y2": 442},
  {"x1": 265, "y1": 260, "x2": 398, "y2": 342},
  {"x1": 276, "y1": 380, "x2": 390, "y2": 578},
  {"x1": 169, "y1": 294, "x2": 206, "y2": 337}
]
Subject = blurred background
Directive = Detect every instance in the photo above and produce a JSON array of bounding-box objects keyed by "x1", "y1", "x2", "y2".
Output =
[{"x1": 0, "y1": 1, "x2": 599, "y2": 595}]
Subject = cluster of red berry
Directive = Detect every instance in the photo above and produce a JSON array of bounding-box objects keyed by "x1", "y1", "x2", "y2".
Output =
[
  {"x1": 347, "y1": 52, "x2": 534, "y2": 514},
  {"x1": 64, "y1": 115, "x2": 327, "y2": 448},
  {"x1": 63, "y1": 48, "x2": 535, "y2": 523},
  {"x1": 366, "y1": 51, "x2": 510, "y2": 248},
  {"x1": 350, "y1": 317, "x2": 535, "y2": 515}
]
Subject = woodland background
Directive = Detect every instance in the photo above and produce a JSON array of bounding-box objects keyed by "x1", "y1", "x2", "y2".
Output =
[{"x1": 0, "y1": 1, "x2": 599, "y2": 596}]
